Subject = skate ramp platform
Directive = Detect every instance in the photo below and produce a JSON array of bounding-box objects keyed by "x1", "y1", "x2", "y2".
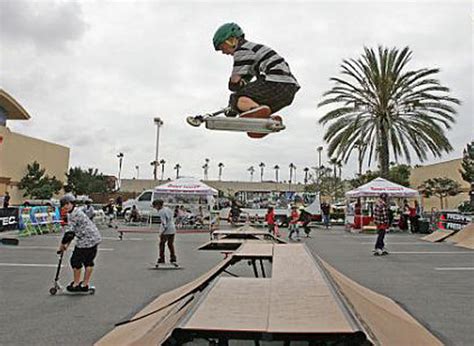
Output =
[
  {"x1": 96, "y1": 243, "x2": 442, "y2": 345},
  {"x1": 448, "y1": 223, "x2": 474, "y2": 249},
  {"x1": 198, "y1": 225, "x2": 286, "y2": 251},
  {"x1": 421, "y1": 229, "x2": 456, "y2": 242}
]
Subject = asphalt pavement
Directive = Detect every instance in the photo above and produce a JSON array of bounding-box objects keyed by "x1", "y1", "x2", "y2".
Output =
[{"x1": 0, "y1": 225, "x2": 473, "y2": 345}]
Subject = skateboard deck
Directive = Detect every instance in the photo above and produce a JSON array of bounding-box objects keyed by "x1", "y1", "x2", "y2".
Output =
[{"x1": 149, "y1": 263, "x2": 183, "y2": 270}]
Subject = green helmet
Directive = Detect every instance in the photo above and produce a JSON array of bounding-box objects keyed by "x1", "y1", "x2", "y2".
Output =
[{"x1": 213, "y1": 23, "x2": 244, "y2": 50}]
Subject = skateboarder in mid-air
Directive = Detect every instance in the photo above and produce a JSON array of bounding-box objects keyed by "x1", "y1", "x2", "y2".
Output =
[{"x1": 188, "y1": 22, "x2": 300, "y2": 138}]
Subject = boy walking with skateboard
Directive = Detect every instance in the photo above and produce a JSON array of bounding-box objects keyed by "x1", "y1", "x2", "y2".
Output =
[
  {"x1": 373, "y1": 193, "x2": 390, "y2": 256},
  {"x1": 57, "y1": 194, "x2": 102, "y2": 292},
  {"x1": 152, "y1": 199, "x2": 177, "y2": 266}
]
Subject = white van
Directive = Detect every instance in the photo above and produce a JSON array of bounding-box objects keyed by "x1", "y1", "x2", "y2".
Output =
[{"x1": 122, "y1": 190, "x2": 157, "y2": 216}]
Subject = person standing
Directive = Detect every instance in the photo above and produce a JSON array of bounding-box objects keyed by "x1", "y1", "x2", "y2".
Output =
[
  {"x1": 265, "y1": 206, "x2": 276, "y2": 235},
  {"x1": 409, "y1": 200, "x2": 420, "y2": 233},
  {"x1": 3, "y1": 192, "x2": 10, "y2": 209},
  {"x1": 288, "y1": 205, "x2": 300, "y2": 241},
  {"x1": 321, "y1": 202, "x2": 331, "y2": 229},
  {"x1": 373, "y1": 193, "x2": 390, "y2": 256},
  {"x1": 152, "y1": 199, "x2": 177, "y2": 265},
  {"x1": 298, "y1": 207, "x2": 312, "y2": 238},
  {"x1": 83, "y1": 200, "x2": 95, "y2": 221}
]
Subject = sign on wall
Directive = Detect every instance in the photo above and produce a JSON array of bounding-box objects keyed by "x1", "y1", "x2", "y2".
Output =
[{"x1": 0, "y1": 208, "x2": 19, "y2": 232}]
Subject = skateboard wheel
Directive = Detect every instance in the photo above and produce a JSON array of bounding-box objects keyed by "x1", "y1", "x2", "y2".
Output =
[{"x1": 49, "y1": 287, "x2": 58, "y2": 295}]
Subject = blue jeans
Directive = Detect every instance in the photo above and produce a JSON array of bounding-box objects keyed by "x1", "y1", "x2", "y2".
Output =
[
  {"x1": 375, "y1": 229, "x2": 386, "y2": 250},
  {"x1": 323, "y1": 214, "x2": 330, "y2": 228}
]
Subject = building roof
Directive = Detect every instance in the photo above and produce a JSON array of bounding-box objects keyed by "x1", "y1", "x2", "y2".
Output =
[
  {"x1": 0, "y1": 89, "x2": 31, "y2": 120},
  {"x1": 120, "y1": 179, "x2": 306, "y2": 194}
]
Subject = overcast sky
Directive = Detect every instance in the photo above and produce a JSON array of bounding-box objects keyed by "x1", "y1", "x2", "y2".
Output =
[{"x1": 1, "y1": 0, "x2": 472, "y2": 182}]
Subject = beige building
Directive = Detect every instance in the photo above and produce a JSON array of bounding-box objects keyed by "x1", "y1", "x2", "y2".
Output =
[
  {"x1": 120, "y1": 178, "x2": 306, "y2": 196},
  {"x1": 410, "y1": 158, "x2": 470, "y2": 210},
  {"x1": 0, "y1": 89, "x2": 70, "y2": 205}
]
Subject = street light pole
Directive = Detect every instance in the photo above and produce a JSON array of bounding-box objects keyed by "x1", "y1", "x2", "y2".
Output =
[
  {"x1": 153, "y1": 117, "x2": 164, "y2": 180},
  {"x1": 317, "y1": 146, "x2": 323, "y2": 187},
  {"x1": 117, "y1": 152, "x2": 124, "y2": 190}
]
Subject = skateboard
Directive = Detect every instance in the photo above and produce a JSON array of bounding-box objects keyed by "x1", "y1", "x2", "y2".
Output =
[
  {"x1": 186, "y1": 106, "x2": 285, "y2": 138},
  {"x1": 150, "y1": 262, "x2": 183, "y2": 270},
  {"x1": 373, "y1": 250, "x2": 389, "y2": 256}
]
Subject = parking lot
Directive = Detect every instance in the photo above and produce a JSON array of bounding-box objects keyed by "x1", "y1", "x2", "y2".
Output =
[{"x1": 0, "y1": 225, "x2": 473, "y2": 345}]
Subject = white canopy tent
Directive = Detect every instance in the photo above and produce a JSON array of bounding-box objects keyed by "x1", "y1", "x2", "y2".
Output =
[
  {"x1": 345, "y1": 177, "x2": 419, "y2": 199},
  {"x1": 154, "y1": 177, "x2": 218, "y2": 235},
  {"x1": 154, "y1": 177, "x2": 218, "y2": 196}
]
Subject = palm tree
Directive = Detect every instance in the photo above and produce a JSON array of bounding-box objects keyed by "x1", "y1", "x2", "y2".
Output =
[
  {"x1": 318, "y1": 46, "x2": 460, "y2": 177},
  {"x1": 259, "y1": 162, "x2": 266, "y2": 182},
  {"x1": 174, "y1": 163, "x2": 181, "y2": 179},
  {"x1": 218, "y1": 162, "x2": 224, "y2": 181},
  {"x1": 303, "y1": 167, "x2": 310, "y2": 185},
  {"x1": 289, "y1": 163, "x2": 296, "y2": 184},
  {"x1": 248, "y1": 166, "x2": 255, "y2": 181},
  {"x1": 159, "y1": 159, "x2": 166, "y2": 180},
  {"x1": 273, "y1": 165, "x2": 280, "y2": 182},
  {"x1": 202, "y1": 158, "x2": 210, "y2": 180},
  {"x1": 337, "y1": 160, "x2": 343, "y2": 179}
]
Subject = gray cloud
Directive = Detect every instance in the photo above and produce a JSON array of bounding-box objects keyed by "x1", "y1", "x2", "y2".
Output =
[{"x1": 0, "y1": 0, "x2": 88, "y2": 51}]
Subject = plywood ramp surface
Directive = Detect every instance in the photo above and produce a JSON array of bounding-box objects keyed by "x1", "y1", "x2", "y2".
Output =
[
  {"x1": 268, "y1": 244, "x2": 357, "y2": 333},
  {"x1": 421, "y1": 230, "x2": 455, "y2": 242},
  {"x1": 235, "y1": 242, "x2": 274, "y2": 257},
  {"x1": 450, "y1": 223, "x2": 474, "y2": 249},
  {"x1": 319, "y1": 257, "x2": 443, "y2": 346},
  {"x1": 183, "y1": 278, "x2": 271, "y2": 332},
  {"x1": 95, "y1": 257, "x2": 233, "y2": 346}
]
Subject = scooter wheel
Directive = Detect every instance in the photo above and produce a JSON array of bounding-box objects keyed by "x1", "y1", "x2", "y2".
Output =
[
  {"x1": 49, "y1": 287, "x2": 58, "y2": 295},
  {"x1": 186, "y1": 116, "x2": 203, "y2": 127}
]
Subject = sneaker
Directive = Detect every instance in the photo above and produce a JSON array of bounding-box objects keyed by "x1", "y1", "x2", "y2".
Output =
[
  {"x1": 382, "y1": 248, "x2": 389, "y2": 255},
  {"x1": 66, "y1": 282, "x2": 81, "y2": 292},
  {"x1": 224, "y1": 108, "x2": 239, "y2": 117},
  {"x1": 373, "y1": 249, "x2": 383, "y2": 256},
  {"x1": 79, "y1": 282, "x2": 90, "y2": 292}
]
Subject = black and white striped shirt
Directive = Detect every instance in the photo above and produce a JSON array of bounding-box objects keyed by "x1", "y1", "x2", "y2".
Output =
[{"x1": 232, "y1": 41, "x2": 299, "y2": 86}]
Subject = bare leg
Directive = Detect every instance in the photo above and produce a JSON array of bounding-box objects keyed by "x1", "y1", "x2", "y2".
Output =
[
  {"x1": 83, "y1": 266, "x2": 94, "y2": 286},
  {"x1": 73, "y1": 268, "x2": 82, "y2": 286},
  {"x1": 236, "y1": 96, "x2": 259, "y2": 112}
]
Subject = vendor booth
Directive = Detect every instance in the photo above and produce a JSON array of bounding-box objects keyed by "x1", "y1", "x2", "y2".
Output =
[
  {"x1": 345, "y1": 177, "x2": 419, "y2": 231},
  {"x1": 153, "y1": 177, "x2": 219, "y2": 232}
]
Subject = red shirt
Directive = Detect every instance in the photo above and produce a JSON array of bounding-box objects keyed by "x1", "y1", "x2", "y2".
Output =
[
  {"x1": 290, "y1": 210, "x2": 299, "y2": 224},
  {"x1": 265, "y1": 210, "x2": 275, "y2": 225}
]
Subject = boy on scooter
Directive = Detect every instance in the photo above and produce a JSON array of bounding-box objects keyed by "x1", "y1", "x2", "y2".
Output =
[
  {"x1": 188, "y1": 23, "x2": 299, "y2": 138},
  {"x1": 57, "y1": 194, "x2": 102, "y2": 292}
]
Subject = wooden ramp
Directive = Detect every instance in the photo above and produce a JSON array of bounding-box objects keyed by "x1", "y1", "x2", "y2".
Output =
[
  {"x1": 199, "y1": 225, "x2": 285, "y2": 251},
  {"x1": 96, "y1": 243, "x2": 442, "y2": 345},
  {"x1": 449, "y1": 223, "x2": 474, "y2": 249},
  {"x1": 320, "y1": 258, "x2": 443, "y2": 346},
  {"x1": 421, "y1": 229, "x2": 456, "y2": 242}
]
